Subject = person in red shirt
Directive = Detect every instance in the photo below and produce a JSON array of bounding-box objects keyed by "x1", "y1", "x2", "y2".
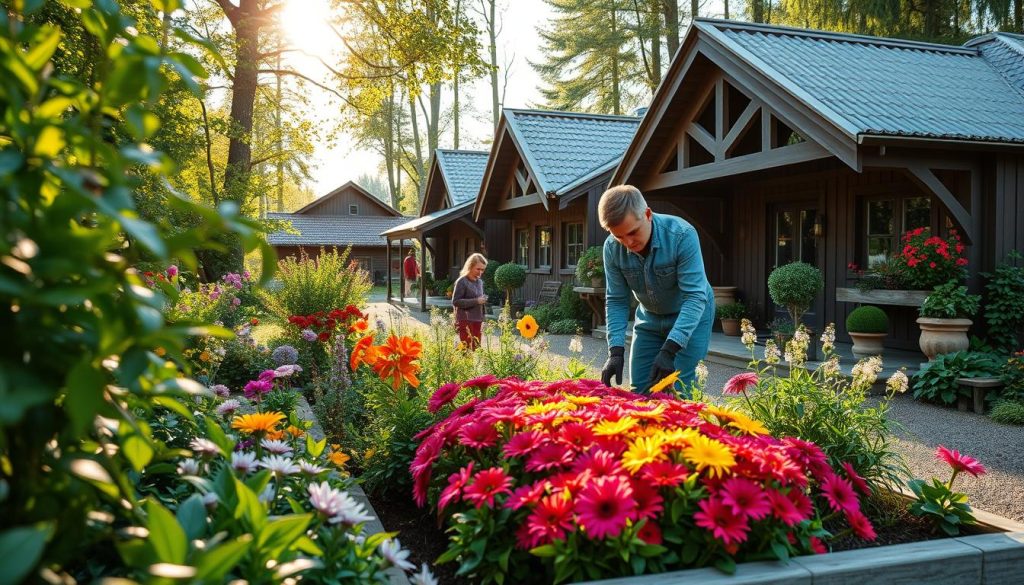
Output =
[{"x1": 403, "y1": 248, "x2": 419, "y2": 298}]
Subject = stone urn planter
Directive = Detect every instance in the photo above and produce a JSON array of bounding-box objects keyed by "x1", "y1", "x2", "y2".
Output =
[
  {"x1": 720, "y1": 317, "x2": 741, "y2": 336},
  {"x1": 917, "y1": 317, "x2": 972, "y2": 360},
  {"x1": 590, "y1": 276, "x2": 605, "y2": 289},
  {"x1": 849, "y1": 332, "x2": 887, "y2": 358},
  {"x1": 712, "y1": 286, "x2": 738, "y2": 307}
]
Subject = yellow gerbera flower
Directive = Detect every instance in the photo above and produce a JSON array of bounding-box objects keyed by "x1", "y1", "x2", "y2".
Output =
[
  {"x1": 231, "y1": 412, "x2": 285, "y2": 435},
  {"x1": 727, "y1": 413, "x2": 771, "y2": 436},
  {"x1": 564, "y1": 394, "x2": 601, "y2": 405},
  {"x1": 649, "y1": 371, "x2": 680, "y2": 393},
  {"x1": 524, "y1": 400, "x2": 575, "y2": 415},
  {"x1": 516, "y1": 315, "x2": 539, "y2": 339},
  {"x1": 622, "y1": 435, "x2": 667, "y2": 473},
  {"x1": 265, "y1": 429, "x2": 286, "y2": 441},
  {"x1": 682, "y1": 434, "x2": 736, "y2": 479},
  {"x1": 593, "y1": 416, "x2": 639, "y2": 436},
  {"x1": 630, "y1": 402, "x2": 667, "y2": 420},
  {"x1": 652, "y1": 427, "x2": 698, "y2": 447},
  {"x1": 700, "y1": 403, "x2": 741, "y2": 423}
]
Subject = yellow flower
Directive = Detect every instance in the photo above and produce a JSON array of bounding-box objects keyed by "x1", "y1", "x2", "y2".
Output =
[
  {"x1": 630, "y1": 403, "x2": 667, "y2": 420},
  {"x1": 328, "y1": 450, "x2": 351, "y2": 467},
  {"x1": 153, "y1": 347, "x2": 166, "y2": 357},
  {"x1": 701, "y1": 404, "x2": 741, "y2": 424},
  {"x1": 727, "y1": 413, "x2": 770, "y2": 436},
  {"x1": 593, "y1": 416, "x2": 638, "y2": 436},
  {"x1": 286, "y1": 425, "x2": 305, "y2": 438},
  {"x1": 649, "y1": 371, "x2": 680, "y2": 393},
  {"x1": 651, "y1": 427, "x2": 698, "y2": 447},
  {"x1": 564, "y1": 394, "x2": 601, "y2": 405},
  {"x1": 265, "y1": 429, "x2": 286, "y2": 441},
  {"x1": 363, "y1": 448, "x2": 376, "y2": 461},
  {"x1": 516, "y1": 315, "x2": 539, "y2": 339},
  {"x1": 622, "y1": 435, "x2": 666, "y2": 473},
  {"x1": 525, "y1": 400, "x2": 575, "y2": 415},
  {"x1": 682, "y1": 435, "x2": 736, "y2": 479},
  {"x1": 231, "y1": 412, "x2": 285, "y2": 435}
]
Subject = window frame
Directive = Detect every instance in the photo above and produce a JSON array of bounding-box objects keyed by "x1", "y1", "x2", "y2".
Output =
[
  {"x1": 861, "y1": 194, "x2": 935, "y2": 268},
  {"x1": 514, "y1": 227, "x2": 530, "y2": 267},
  {"x1": 534, "y1": 225, "x2": 552, "y2": 271},
  {"x1": 349, "y1": 204, "x2": 359, "y2": 215},
  {"x1": 561, "y1": 221, "x2": 585, "y2": 269}
]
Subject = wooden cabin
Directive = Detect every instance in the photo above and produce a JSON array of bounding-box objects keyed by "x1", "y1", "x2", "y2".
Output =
[
  {"x1": 474, "y1": 109, "x2": 641, "y2": 303},
  {"x1": 267, "y1": 181, "x2": 411, "y2": 284},
  {"x1": 611, "y1": 19, "x2": 1024, "y2": 350}
]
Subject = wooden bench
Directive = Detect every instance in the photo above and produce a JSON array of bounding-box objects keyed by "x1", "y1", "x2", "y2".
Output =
[
  {"x1": 957, "y1": 377, "x2": 1004, "y2": 414},
  {"x1": 538, "y1": 280, "x2": 562, "y2": 305}
]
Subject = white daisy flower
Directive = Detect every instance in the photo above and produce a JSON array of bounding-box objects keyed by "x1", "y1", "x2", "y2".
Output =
[
  {"x1": 190, "y1": 438, "x2": 222, "y2": 458},
  {"x1": 202, "y1": 492, "x2": 219, "y2": 511},
  {"x1": 298, "y1": 460, "x2": 327, "y2": 476},
  {"x1": 409, "y1": 564, "x2": 438, "y2": 585},
  {"x1": 378, "y1": 538, "x2": 415, "y2": 572},
  {"x1": 260, "y1": 439, "x2": 293, "y2": 455},
  {"x1": 177, "y1": 458, "x2": 201, "y2": 476},
  {"x1": 231, "y1": 451, "x2": 258, "y2": 475},
  {"x1": 260, "y1": 455, "x2": 299, "y2": 478},
  {"x1": 216, "y1": 399, "x2": 241, "y2": 417}
]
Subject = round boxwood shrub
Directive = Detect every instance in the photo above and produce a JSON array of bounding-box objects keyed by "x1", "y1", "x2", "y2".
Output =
[
  {"x1": 846, "y1": 306, "x2": 889, "y2": 333},
  {"x1": 768, "y1": 262, "x2": 823, "y2": 325},
  {"x1": 715, "y1": 302, "x2": 746, "y2": 320},
  {"x1": 494, "y1": 263, "x2": 527, "y2": 303},
  {"x1": 990, "y1": 400, "x2": 1024, "y2": 425}
]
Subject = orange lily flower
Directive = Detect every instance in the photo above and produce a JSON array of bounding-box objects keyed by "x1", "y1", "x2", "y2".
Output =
[
  {"x1": 350, "y1": 335, "x2": 379, "y2": 371},
  {"x1": 372, "y1": 335, "x2": 422, "y2": 389}
]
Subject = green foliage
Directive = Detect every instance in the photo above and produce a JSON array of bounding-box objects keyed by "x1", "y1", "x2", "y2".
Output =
[
  {"x1": 715, "y1": 302, "x2": 747, "y2": 320},
  {"x1": 0, "y1": 3, "x2": 277, "y2": 580},
  {"x1": 216, "y1": 336, "x2": 273, "y2": 391},
  {"x1": 482, "y1": 260, "x2": 501, "y2": 294},
  {"x1": 919, "y1": 282, "x2": 981, "y2": 319},
  {"x1": 526, "y1": 302, "x2": 559, "y2": 330},
  {"x1": 999, "y1": 352, "x2": 1024, "y2": 403},
  {"x1": 846, "y1": 306, "x2": 889, "y2": 333},
  {"x1": 574, "y1": 245, "x2": 604, "y2": 281},
  {"x1": 855, "y1": 256, "x2": 908, "y2": 291},
  {"x1": 419, "y1": 310, "x2": 477, "y2": 391},
  {"x1": 548, "y1": 318, "x2": 582, "y2": 334},
  {"x1": 479, "y1": 306, "x2": 545, "y2": 380},
  {"x1": 767, "y1": 262, "x2": 823, "y2": 325},
  {"x1": 494, "y1": 263, "x2": 527, "y2": 302},
  {"x1": 911, "y1": 351, "x2": 1004, "y2": 405},
  {"x1": 907, "y1": 478, "x2": 976, "y2": 536},
  {"x1": 262, "y1": 389, "x2": 299, "y2": 418},
  {"x1": 262, "y1": 247, "x2": 372, "y2": 322},
  {"x1": 981, "y1": 251, "x2": 1024, "y2": 352},
  {"x1": 990, "y1": 400, "x2": 1024, "y2": 425},
  {"x1": 558, "y1": 280, "x2": 592, "y2": 325}
]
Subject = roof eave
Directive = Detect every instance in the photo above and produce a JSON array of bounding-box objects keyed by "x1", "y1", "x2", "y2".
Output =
[{"x1": 858, "y1": 133, "x2": 1024, "y2": 151}]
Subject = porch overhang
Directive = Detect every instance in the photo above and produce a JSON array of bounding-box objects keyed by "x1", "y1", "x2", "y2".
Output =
[{"x1": 380, "y1": 201, "x2": 482, "y2": 242}]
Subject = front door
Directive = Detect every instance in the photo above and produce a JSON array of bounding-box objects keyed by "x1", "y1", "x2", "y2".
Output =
[{"x1": 769, "y1": 203, "x2": 823, "y2": 331}]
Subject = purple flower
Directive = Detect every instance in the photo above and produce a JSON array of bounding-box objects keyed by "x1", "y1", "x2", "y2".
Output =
[
  {"x1": 235, "y1": 439, "x2": 255, "y2": 452},
  {"x1": 244, "y1": 379, "x2": 272, "y2": 399},
  {"x1": 258, "y1": 369, "x2": 277, "y2": 382},
  {"x1": 211, "y1": 384, "x2": 230, "y2": 398},
  {"x1": 166, "y1": 265, "x2": 178, "y2": 278},
  {"x1": 274, "y1": 364, "x2": 302, "y2": 377},
  {"x1": 232, "y1": 297, "x2": 241, "y2": 306},
  {"x1": 301, "y1": 329, "x2": 317, "y2": 342}
]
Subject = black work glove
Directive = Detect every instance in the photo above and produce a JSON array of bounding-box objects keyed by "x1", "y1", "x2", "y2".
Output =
[
  {"x1": 648, "y1": 339, "x2": 682, "y2": 386},
  {"x1": 601, "y1": 346, "x2": 625, "y2": 386}
]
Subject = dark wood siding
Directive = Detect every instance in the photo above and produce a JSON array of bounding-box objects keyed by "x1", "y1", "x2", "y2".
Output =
[
  {"x1": 993, "y1": 155, "x2": 1024, "y2": 265},
  {"x1": 302, "y1": 187, "x2": 398, "y2": 217}
]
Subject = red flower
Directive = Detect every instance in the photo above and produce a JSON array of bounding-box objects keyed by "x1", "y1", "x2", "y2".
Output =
[
  {"x1": 845, "y1": 509, "x2": 877, "y2": 540},
  {"x1": 640, "y1": 460, "x2": 689, "y2": 488},
  {"x1": 636, "y1": 520, "x2": 663, "y2": 545},
  {"x1": 809, "y1": 536, "x2": 827, "y2": 554},
  {"x1": 572, "y1": 449, "x2": 626, "y2": 477},
  {"x1": 695, "y1": 496, "x2": 750, "y2": 546},
  {"x1": 459, "y1": 421, "x2": 500, "y2": 449},
  {"x1": 719, "y1": 477, "x2": 772, "y2": 520},
  {"x1": 503, "y1": 430, "x2": 549, "y2": 458},
  {"x1": 631, "y1": 481, "x2": 664, "y2": 520},
  {"x1": 250, "y1": 318, "x2": 259, "y2": 325},
  {"x1": 576, "y1": 476, "x2": 636, "y2": 540},
  {"x1": 428, "y1": 382, "x2": 461, "y2": 413},
  {"x1": 463, "y1": 467, "x2": 513, "y2": 508},
  {"x1": 525, "y1": 443, "x2": 575, "y2": 472},
  {"x1": 767, "y1": 489, "x2": 807, "y2": 526},
  {"x1": 956, "y1": 257, "x2": 968, "y2": 266},
  {"x1": 557, "y1": 422, "x2": 595, "y2": 451},
  {"x1": 936, "y1": 445, "x2": 987, "y2": 477},
  {"x1": 462, "y1": 374, "x2": 499, "y2": 391},
  {"x1": 505, "y1": 481, "x2": 546, "y2": 511},
  {"x1": 438, "y1": 462, "x2": 474, "y2": 512},
  {"x1": 372, "y1": 335, "x2": 423, "y2": 389},
  {"x1": 820, "y1": 472, "x2": 860, "y2": 514},
  {"x1": 840, "y1": 461, "x2": 871, "y2": 496},
  {"x1": 723, "y1": 372, "x2": 758, "y2": 395},
  {"x1": 525, "y1": 493, "x2": 575, "y2": 546}
]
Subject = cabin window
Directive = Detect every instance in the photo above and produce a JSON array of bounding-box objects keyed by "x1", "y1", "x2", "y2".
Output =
[
  {"x1": 349, "y1": 204, "x2": 358, "y2": 215},
  {"x1": 515, "y1": 228, "x2": 530, "y2": 266},
  {"x1": 535, "y1": 226, "x2": 552, "y2": 269},
  {"x1": 464, "y1": 238, "x2": 472, "y2": 260},
  {"x1": 562, "y1": 222, "x2": 584, "y2": 268},
  {"x1": 452, "y1": 240, "x2": 461, "y2": 268},
  {"x1": 864, "y1": 196, "x2": 932, "y2": 268}
]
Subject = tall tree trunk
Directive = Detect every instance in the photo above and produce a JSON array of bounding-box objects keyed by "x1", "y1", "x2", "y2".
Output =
[
  {"x1": 752, "y1": 0, "x2": 764, "y2": 23},
  {"x1": 690, "y1": 0, "x2": 698, "y2": 22},
  {"x1": 453, "y1": 73, "x2": 460, "y2": 149},
  {"x1": 1016, "y1": 0, "x2": 1023, "y2": 32},
  {"x1": 222, "y1": 3, "x2": 260, "y2": 204},
  {"x1": 274, "y1": 48, "x2": 284, "y2": 213},
  {"x1": 650, "y1": 0, "x2": 661, "y2": 90},
  {"x1": 610, "y1": 3, "x2": 621, "y2": 115},
  {"x1": 385, "y1": 94, "x2": 400, "y2": 209},
  {"x1": 428, "y1": 82, "x2": 441, "y2": 156},
  {"x1": 723, "y1": 0, "x2": 729, "y2": 19},
  {"x1": 662, "y1": 0, "x2": 679, "y2": 58},
  {"x1": 408, "y1": 93, "x2": 424, "y2": 196},
  {"x1": 485, "y1": 0, "x2": 500, "y2": 128}
]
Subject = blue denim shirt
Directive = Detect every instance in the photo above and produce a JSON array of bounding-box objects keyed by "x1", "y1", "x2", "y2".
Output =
[{"x1": 604, "y1": 213, "x2": 714, "y2": 349}]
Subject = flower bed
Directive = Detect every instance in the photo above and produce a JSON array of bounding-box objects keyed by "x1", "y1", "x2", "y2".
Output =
[{"x1": 411, "y1": 378, "x2": 877, "y2": 583}]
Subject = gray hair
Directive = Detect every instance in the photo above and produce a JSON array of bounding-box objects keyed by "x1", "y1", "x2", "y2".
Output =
[
  {"x1": 598, "y1": 185, "x2": 648, "y2": 229},
  {"x1": 460, "y1": 252, "x2": 488, "y2": 278}
]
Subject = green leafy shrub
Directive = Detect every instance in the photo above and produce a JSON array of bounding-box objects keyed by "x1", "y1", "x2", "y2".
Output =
[
  {"x1": 526, "y1": 302, "x2": 558, "y2": 330},
  {"x1": 767, "y1": 262, "x2": 823, "y2": 326},
  {"x1": 919, "y1": 282, "x2": 980, "y2": 319},
  {"x1": 981, "y1": 251, "x2": 1024, "y2": 352},
  {"x1": 558, "y1": 280, "x2": 592, "y2": 325},
  {"x1": 262, "y1": 389, "x2": 300, "y2": 417},
  {"x1": 999, "y1": 351, "x2": 1024, "y2": 403},
  {"x1": 216, "y1": 336, "x2": 273, "y2": 391},
  {"x1": 483, "y1": 260, "x2": 502, "y2": 296},
  {"x1": 494, "y1": 263, "x2": 527, "y2": 303},
  {"x1": 990, "y1": 400, "x2": 1024, "y2": 425},
  {"x1": 262, "y1": 247, "x2": 372, "y2": 321},
  {"x1": 715, "y1": 302, "x2": 747, "y2": 320},
  {"x1": 911, "y1": 351, "x2": 1004, "y2": 405},
  {"x1": 846, "y1": 306, "x2": 889, "y2": 333},
  {"x1": 574, "y1": 245, "x2": 604, "y2": 281},
  {"x1": 548, "y1": 318, "x2": 583, "y2": 334}
]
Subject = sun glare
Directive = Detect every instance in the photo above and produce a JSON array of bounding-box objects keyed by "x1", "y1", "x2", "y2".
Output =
[{"x1": 280, "y1": 0, "x2": 338, "y2": 58}]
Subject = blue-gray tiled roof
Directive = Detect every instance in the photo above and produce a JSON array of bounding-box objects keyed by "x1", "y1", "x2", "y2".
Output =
[
  {"x1": 968, "y1": 32, "x2": 1024, "y2": 97},
  {"x1": 266, "y1": 213, "x2": 412, "y2": 247},
  {"x1": 506, "y1": 110, "x2": 640, "y2": 194},
  {"x1": 702, "y1": 21, "x2": 1024, "y2": 143},
  {"x1": 382, "y1": 200, "x2": 473, "y2": 237},
  {"x1": 435, "y1": 150, "x2": 488, "y2": 205}
]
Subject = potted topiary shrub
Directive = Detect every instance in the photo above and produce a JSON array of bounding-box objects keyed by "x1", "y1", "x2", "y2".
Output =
[
  {"x1": 575, "y1": 246, "x2": 604, "y2": 288},
  {"x1": 768, "y1": 262, "x2": 823, "y2": 360},
  {"x1": 918, "y1": 281, "x2": 980, "y2": 360},
  {"x1": 715, "y1": 302, "x2": 746, "y2": 336},
  {"x1": 846, "y1": 305, "x2": 889, "y2": 358},
  {"x1": 494, "y1": 263, "x2": 527, "y2": 305}
]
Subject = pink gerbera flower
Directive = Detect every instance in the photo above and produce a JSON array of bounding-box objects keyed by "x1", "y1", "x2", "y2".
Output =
[
  {"x1": 936, "y1": 445, "x2": 987, "y2": 477},
  {"x1": 641, "y1": 460, "x2": 689, "y2": 488},
  {"x1": 783, "y1": 437, "x2": 831, "y2": 479},
  {"x1": 841, "y1": 461, "x2": 871, "y2": 496},
  {"x1": 766, "y1": 489, "x2": 806, "y2": 526},
  {"x1": 809, "y1": 536, "x2": 827, "y2": 554},
  {"x1": 438, "y1": 462, "x2": 474, "y2": 512},
  {"x1": 631, "y1": 481, "x2": 665, "y2": 520},
  {"x1": 525, "y1": 443, "x2": 575, "y2": 472},
  {"x1": 575, "y1": 475, "x2": 636, "y2": 540},
  {"x1": 428, "y1": 382, "x2": 461, "y2": 413},
  {"x1": 572, "y1": 449, "x2": 625, "y2": 477},
  {"x1": 820, "y1": 472, "x2": 860, "y2": 514},
  {"x1": 845, "y1": 509, "x2": 877, "y2": 541},
  {"x1": 503, "y1": 430, "x2": 548, "y2": 458},
  {"x1": 462, "y1": 467, "x2": 513, "y2": 508},
  {"x1": 525, "y1": 493, "x2": 575, "y2": 546},
  {"x1": 787, "y1": 488, "x2": 814, "y2": 519},
  {"x1": 459, "y1": 421, "x2": 500, "y2": 449},
  {"x1": 557, "y1": 422, "x2": 595, "y2": 451},
  {"x1": 636, "y1": 521, "x2": 663, "y2": 545},
  {"x1": 694, "y1": 496, "x2": 750, "y2": 546},
  {"x1": 719, "y1": 477, "x2": 772, "y2": 520},
  {"x1": 547, "y1": 470, "x2": 592, "y2": 498},
  {"x1": 413, "y1": 466, "x2": 431, "y2": 507},
  {"x1": 723, "y1": 372, "x2": 758, "y2": 395},
  {"x1": 462, "y1": 374, "x2": 499, "y2": 391},
  {"x1": 505, "y1": 481, "x2": 546, "y2": 511}
]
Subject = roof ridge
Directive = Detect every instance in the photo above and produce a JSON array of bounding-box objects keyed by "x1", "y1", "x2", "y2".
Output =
[
  {"x1": 697, "y1": 18, "x2": 978, "y2": 55},
  {"x1": 505, "y1": 107, "x2": 641, "y2": 122},
  {"x1": 436, "y1": 148, "x2": 490, "y2": 155}
]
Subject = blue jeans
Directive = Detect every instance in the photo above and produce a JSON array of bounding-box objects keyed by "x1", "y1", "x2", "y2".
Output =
[{"x1": 630, "y1": 304, "x2": 713, "y2": 395}]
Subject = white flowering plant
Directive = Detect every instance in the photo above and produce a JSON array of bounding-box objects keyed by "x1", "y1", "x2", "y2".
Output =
[{"x1": 727, "y1": 320, "x2": 909, "y2": 494}]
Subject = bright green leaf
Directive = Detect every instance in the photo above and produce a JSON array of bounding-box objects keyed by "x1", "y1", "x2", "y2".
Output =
[
  {"x1": 146, "y1": 499, "x2": 187, "y2": 564},
  {"x1": 0, "y1": 524, "x2": 54, "y2": 585}
]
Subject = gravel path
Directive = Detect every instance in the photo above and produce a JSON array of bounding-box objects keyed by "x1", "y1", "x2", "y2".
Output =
[{"x1": 364, "y1": 300, "x2": 1024, "y2": 523}]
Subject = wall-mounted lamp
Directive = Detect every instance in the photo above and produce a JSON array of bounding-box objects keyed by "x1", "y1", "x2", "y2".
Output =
[{"x1": 812, "y1": 214, "x2": 826, "y2": 238}]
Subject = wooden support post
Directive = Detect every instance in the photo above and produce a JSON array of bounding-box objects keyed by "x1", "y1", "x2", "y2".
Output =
[
  {"x1": 419, "y1": 235, "x2": 427, "y2": 312},
  {"x1": 385, "y1": 238, "x2": 392, "y2": 302}
]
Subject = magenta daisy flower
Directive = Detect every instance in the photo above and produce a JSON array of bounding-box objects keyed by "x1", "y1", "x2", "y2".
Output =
[
  {"x1": 783, "y1": 437, "x2": 831, "y2": 479},
  {"x1": 787, "y1": 488, "x2": 814, "y2": 519},
  {"x1": 459, "y1": 420, "x2": 500, "y2": 449},
  {"x1": 572, "y1": 449, "x2": 625, "y2": 477},
  {"x1": 694, "y1": 496, "x2": 750, "y2": 546},
  {"x1": 766, "y1": 489, "x2": 806, "y2": 526},
  {"x1": 505, "y1": 481, "x2": 546, "y2": 511},
  {"x1": 631, "y1": 481, "x2": 665, "y2": 520},
  {"x1": 640, "y1": 460, "x2": 689, "y2": 488},
  {"x1": 723, "y1": 372, "x2": 758, "y2": 395},
  {"x1": 840, "y1": 461, "x2": 871, "y2": 496},
  {"x1": 936, "y1": 445, "x2": 987, "y2": 477},
  {"x1": 719, "y1": 477, "x2": 772, "y2": 520},
  {"x1": 463, "y1": 467, "x2": 513, "y2": 508},
  {"x1": 575, "y1": 475, "x2": 636, "y2": 540},
  {"x1": 438, "y1": 462, "x2": 474, "y2": 512},
  {"x1": 428, "y1": 383, "x2": 461, "y2": 413},
  {"x1": 503, "y1": 430, "x2": 548, "y2": 458},
  {"x1": 557, "y1": 422, "x2": 595, "y2": 451},
  {"x1": 462, "y1": 374, "x2": 499, "y2": 391},
  {"x1": 525, "y1": 493, "x2": 575, "y2": 546},
  {"x1": 525, "y1": 443, "x2": 574, "y2": 472},
  {"x1": 845, "y1": 508, "x2": 877, "y2": 541},
  {"x1": 820, "y1": 472, "x2": 860, "y2": 514}
]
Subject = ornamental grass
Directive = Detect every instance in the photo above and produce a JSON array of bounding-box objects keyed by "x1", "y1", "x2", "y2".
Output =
[{"x1": 412, "y1": 378, "x2": 875, "y2": 583}]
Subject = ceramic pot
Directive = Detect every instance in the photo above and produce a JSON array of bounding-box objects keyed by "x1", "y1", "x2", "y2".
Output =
[
  {"x1": 917, "y1": 317, "x2": 971, "y2": 360},
  {"x1": 849, "y1": 332, "x2": 886, "y2": 359},
  {"x1": 720, "y1": 318, "x2": 741, "y2": 336}
]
